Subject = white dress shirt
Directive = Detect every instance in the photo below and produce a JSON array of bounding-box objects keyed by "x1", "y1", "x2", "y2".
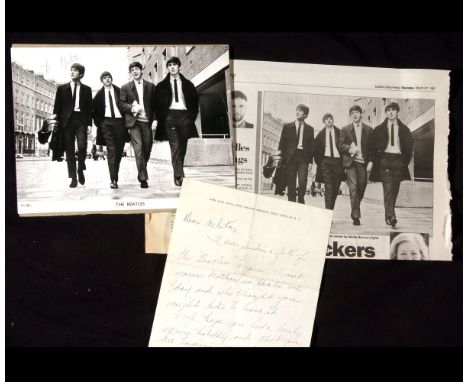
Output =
[
  {"x1": 352, "y1": 122, "x2": 365, "y2": 163},
  {"x1": 169, "y1": 75, "x2": 187, "y2": 110},
  {"x1": 385, "y1": 119, "x2": 401, "y2": 154},
  {"x1": 70, "y1": 81, "x2": 80, "y2": 111},
  {"x1": 104, "y1": 86, "x2": 122, "y2": 119},
  {"x1": 133, "y1": 79, "x2": 148, "y2": 121},
  {"x1": 325, "y1": 127, "x2": 339, "y2": 158},
  {"x1": 296, "y1": 121, "x2": 304, "y2": 149}
]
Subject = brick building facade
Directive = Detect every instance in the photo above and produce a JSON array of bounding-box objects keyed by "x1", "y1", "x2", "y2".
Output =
[{"x1": 12, "y1": 62, "x2": 57, "y2": 156}]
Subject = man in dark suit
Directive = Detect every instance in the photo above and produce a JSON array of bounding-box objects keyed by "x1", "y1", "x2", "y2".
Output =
[
  {"x1": 339, "y1": 105, "x2": 374, "y2": 225},
  {"x1": 278, "y1": 104, "x2": 314, "y2": 204},
  {"x1": 92, "y1": 71, "x2": 129, "y2": 189},
  {"x1": 53, "y1": 63, "x2": 92, "y2": 188},
  {"x1": 232, "y1": 90, "x2": 254, "y2": 129},
  {"x1": 118, "y1": 62, "x2": 157, "y2": 188},
  {"x1": 155, "y1": 57, "x2": 199, "y2": 187},
  {"x1": 369, "y1": 102, "x2": 414, "y2": 228},
  {"x1": 313, "y1": 113, "x2": 344, "y2": 210}
]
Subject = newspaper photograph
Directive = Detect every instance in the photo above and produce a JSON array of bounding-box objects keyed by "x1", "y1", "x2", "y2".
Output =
[
  {"x1": 232, "y1": 60, "x2": 451, "y2": 261},
  {"x1": 145, "y1": 60, "x2": 451, "y2": 261},
  {"x1": 11, "y1": 45, "x2": 235, "y2": 216}
]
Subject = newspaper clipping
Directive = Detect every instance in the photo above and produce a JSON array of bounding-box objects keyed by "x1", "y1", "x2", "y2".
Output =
[
  {"x1": 11, "y1": 45, "x2": 234, "y2": 215},
  {"x1": 232, "y1": 60, "x2": 451, "y2": 261}
]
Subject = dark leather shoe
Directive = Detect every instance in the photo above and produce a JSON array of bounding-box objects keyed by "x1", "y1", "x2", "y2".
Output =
[
  {"x1": 390, "y1": 217, "x2": 397, "y2": 228},
  {"x1": 352, "y1": 218, "x2": 361, "y2": 226},
  {"x1": 385, "y1": 217, "x2": 391, "y2": 225},
  {"x1": 69, "y1": 179, "x2": 78, "y2": 188},
  {"x1": 140, "y1": 180, "x2": 148, "y2": 188},
  {"x1": 174, "y1": 177, "x2": 183, "y2": 187},
  {"x1": 78, "y1": 170, "x2": 85, "y2": 185},
  {"x1": 110, "y1": 181, "x2": 118, "y2": 189}
]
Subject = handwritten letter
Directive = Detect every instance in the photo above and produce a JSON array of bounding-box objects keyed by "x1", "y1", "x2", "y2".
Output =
[{"x1": 149, "y1": 179, "x2": 333, "y2": 347}]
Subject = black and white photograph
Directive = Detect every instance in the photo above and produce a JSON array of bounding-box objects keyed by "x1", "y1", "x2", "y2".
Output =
[
  {"x1": 260, "y1": 91, "x2": 435, "y2": 237},
  {"x1": 389, "y1": 232, "x2": 429, "y2": 261},
  {"x1": 11, "y1": 45, "x2": 234, "y2": 215}
]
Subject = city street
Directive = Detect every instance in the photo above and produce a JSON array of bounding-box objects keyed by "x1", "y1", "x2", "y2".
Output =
[
  {"x1": 268, "y1": 191, "x2": 433, "y2": 236},
  {"x1": 16, "y1": 157, "x2": 234, "y2": 204}
]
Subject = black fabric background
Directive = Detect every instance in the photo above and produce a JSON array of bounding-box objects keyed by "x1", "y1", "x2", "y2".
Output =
[{"x1": 5, "y1": 32, "x2": 462, "y2": 358}]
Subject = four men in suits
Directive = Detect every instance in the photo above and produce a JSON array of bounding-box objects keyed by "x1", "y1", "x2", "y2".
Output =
[
  {"x1": 154, "y1": 57, "x2": 199, "y2": 187},
  {"x1": 92, "y1": 71, "x2": 128, "y2": 189},
  {"x1": 119, "y1": 62, "x2": 157, "y2": 188},
  {"x1": 278, "y1": 104, "x2": 315, "y2": 204},
  {"x1": 369, "y1": 102, "x2": 414, "y2": 227},
  {"x1": 53, "y1": 63, "x2": 93, "y2": 188},
  {"x1": 339, "y1": 105, "x2": 374, "y2": 225},
  {"x1": 313, "y1": 113, "x2": 344, "y2": 210}
]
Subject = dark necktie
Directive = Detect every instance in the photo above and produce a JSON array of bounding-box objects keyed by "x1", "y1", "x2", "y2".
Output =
[
  {"x1": 390, "y1": 123, "x2": 394, "y2": 146},
  {"x1": 329, "y1": 130, "x2": 334, "y2": 157},
  {"x1": 72, "y1": 82, "x2": 77, "y2": 109},
  {"x1": 297, "y1": 123, "x2": 302, "y2": 146},
  {"x1": 174, "y1": 79, "x2": 179, "y2": 102},
  {"x1": 108, "y1": 90, "x2": 115, "y2": 118}
]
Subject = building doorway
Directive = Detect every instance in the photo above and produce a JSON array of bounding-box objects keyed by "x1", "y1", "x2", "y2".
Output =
[{"x1": 197, "y1": 70, "x2": 230, "y2": 138}]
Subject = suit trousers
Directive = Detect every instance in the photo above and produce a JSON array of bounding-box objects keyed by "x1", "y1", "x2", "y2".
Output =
[
  {"x1": 321, "y1": 157, "x2": 342, "y2": 210},
  {"x1": 379, "y1": 153, "x2": 404, "y2": 219},
  {"x1": 286, "y1": 149, "x2": 308, "y2": 204},
  {"x1": 346, "y1": 161, "x2": 367, "y2": 219},
  {"x1": 165, "y1": 110, "x2": 192, "y2": 179},
  {"x1": 101, "y1": 118, "x2": 126, "y2": 182},
  {"x1": 129, "y1": 120, "x2": 152, "y2": 182},
  {"x1": 63, "y1": 112, "x2": 87, "y2": 179}
]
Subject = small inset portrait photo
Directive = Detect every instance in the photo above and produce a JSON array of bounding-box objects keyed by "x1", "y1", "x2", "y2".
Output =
[
  {"x1": 231, "y1": 90, "x2": 254, "y2": 129},
  {"x1": 389, "y1": 232, "x2": 429, "y2": 261}
]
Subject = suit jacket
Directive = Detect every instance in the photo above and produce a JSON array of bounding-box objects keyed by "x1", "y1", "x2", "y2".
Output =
[
  {"x1": 154, "y1": 73, "x2": 199, "y2": 141},
  {"x1": 244, "y1": 122, "x2": 254, "y2": 129},
  {"x1": 92, "y1": 85, "x2": 129, "y2": 146},
  {"x1": 53, "y1": 82, "x2": 92, "y2": 128},
  {"x1": 369, "y1": 118, "x2": 414, "y2": 182},
  {"x1": 118, "y1": 79, "x2": 157, "y2": 128},
  {"x1": 278, "y1": 122, "x2": 314, "y2": 165},
  {"x1": 339, "y1": 122, "x2": 373, "y2": 168},
  {"x1": 313, "y1": 125, "x2": 345, "y2": 183}
]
